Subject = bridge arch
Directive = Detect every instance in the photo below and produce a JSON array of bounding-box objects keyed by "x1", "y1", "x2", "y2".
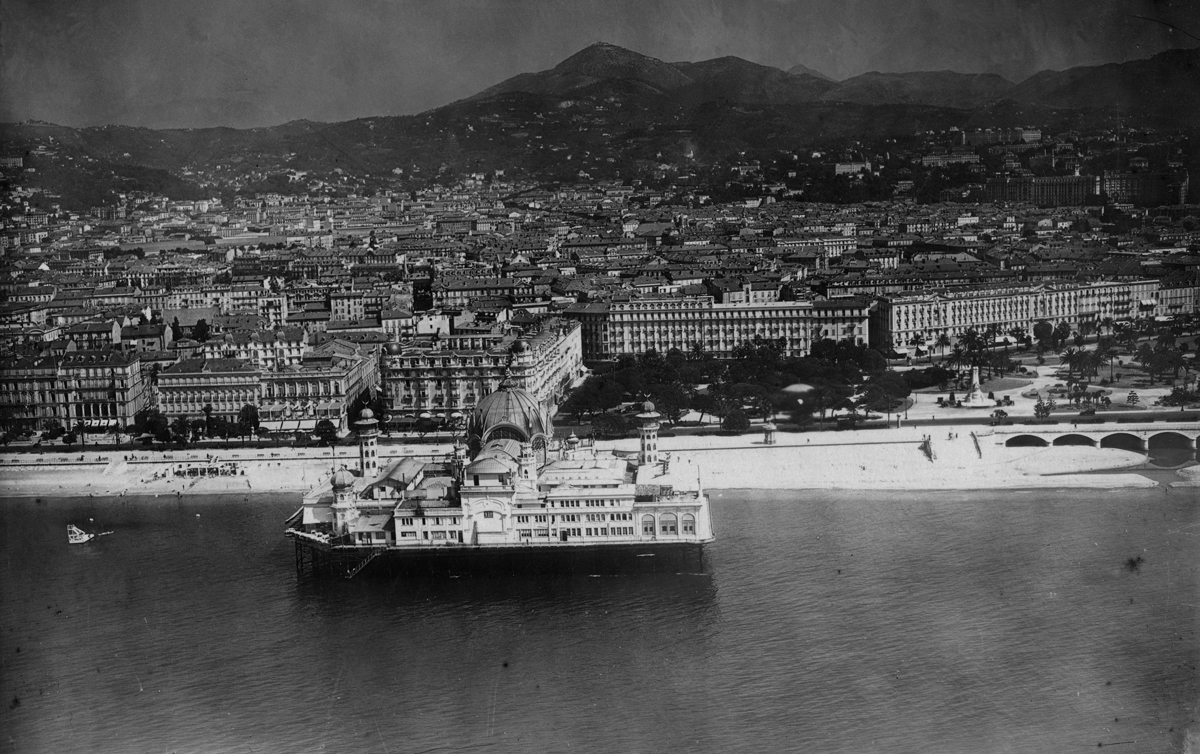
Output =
[
  {"x1": 1146, "y1": 432, "x2": 1195, "y2": 467},
  {"x1": 1147, "y1": 431, "x2": 1194, "y2": 450},
  {"x1": 1052, "y1": 434, "x2": 1096, "y2": 447},
  {"x1": 1005, "y1": 434, "x2": 1048, "y2": 447},
  {"x1": 1100, "y1": 433, "x2": 1145, "y2": 453}
]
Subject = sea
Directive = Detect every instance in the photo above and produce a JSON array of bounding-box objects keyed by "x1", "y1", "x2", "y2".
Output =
[{"x1": 1, "y1": 487, "x2": 1197, "y2": 754}]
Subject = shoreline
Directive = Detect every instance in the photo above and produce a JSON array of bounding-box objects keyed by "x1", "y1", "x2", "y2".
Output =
[{"x1": 1, "y1": 426, "x2": 1191, "y2": 498}]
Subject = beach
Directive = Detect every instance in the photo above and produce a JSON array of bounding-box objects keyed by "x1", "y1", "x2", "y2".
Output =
[{"x1": 0, "y1": 425, "x2": 1176, "y2": 499}]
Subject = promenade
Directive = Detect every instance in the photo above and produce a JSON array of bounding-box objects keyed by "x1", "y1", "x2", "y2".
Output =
[{"x1": 0, "y1": 422, "x2": 1174, "y2": 499}]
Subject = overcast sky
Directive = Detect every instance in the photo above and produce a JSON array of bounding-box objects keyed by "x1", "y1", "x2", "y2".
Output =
[{"x1": 1, "y1": 0, "x2": 1196, "y2": 129}]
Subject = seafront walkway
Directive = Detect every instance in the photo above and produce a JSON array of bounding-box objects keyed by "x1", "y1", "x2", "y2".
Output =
[{"x1": 1, "y1": 416, "x2": 1190, "y2": 497}]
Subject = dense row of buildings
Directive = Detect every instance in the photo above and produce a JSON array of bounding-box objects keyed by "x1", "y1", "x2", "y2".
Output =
[{"x1": 1, "y1": 124, "x2": 1199, "y2": 436}]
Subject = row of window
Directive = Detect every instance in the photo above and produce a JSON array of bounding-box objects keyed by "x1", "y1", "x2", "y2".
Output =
[
  {"x1": 552, "y1": 498, "x2": 625, "y2": 508},
  {"x1": 642, "y1": 513, "x2": 697, "y2": 535},
  {"x1": 397, "y1": 516, "x2": 461, "y2": 526}
]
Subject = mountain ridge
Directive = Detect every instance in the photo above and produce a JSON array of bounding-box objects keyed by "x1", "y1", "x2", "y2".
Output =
[{"x1": 460, "y1": 41, "x2": 1200, "y2": 119}]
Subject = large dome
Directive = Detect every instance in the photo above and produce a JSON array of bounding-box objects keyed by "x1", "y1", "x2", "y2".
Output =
[{"x1": 468, "y1": 383, "x2": 549, "y2": 446}]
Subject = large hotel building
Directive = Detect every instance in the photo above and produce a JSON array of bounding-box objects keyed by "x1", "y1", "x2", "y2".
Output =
[
  {"x1": 563, "y1": 296, "x2": 872, "y2": 361},
  {"x1": 869, "y1": 279, "x2": 1171, "y2": 352},
  {"x1": 381, "y1": 318, "x2": 584, "y2": 421}
]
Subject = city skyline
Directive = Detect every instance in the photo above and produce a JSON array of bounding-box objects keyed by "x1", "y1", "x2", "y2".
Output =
[{"x1": 2, "y1": 0, "x2": 1198, "y2": 130}]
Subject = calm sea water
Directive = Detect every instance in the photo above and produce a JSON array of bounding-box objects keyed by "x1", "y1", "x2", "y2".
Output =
[{"x1": 1, "y1": 487, "x2": 1197, "y2": 754}]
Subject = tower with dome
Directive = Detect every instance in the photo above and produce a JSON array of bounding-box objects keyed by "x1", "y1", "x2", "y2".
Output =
[{"x1": 287, "y1": 383, "x2": 713, "y2": 576}]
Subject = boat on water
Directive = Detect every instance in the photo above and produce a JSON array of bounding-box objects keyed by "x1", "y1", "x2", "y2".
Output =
[
  {"x1": 287, "y1": 381, "x2": 713, "y2": 578},
  {"x1": 67, "y1": 524, "x2": 94, "y2": 544},
  {"x1": 67, "y1": 524, "x2": 113, "y2": 544}
]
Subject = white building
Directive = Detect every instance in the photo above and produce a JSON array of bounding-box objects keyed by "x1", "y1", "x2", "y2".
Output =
[{"x1": 288, "y1": 388, "x2": 712, "y2": 565}]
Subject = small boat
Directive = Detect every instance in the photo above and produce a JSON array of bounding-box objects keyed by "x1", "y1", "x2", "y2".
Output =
[
  {"x1": 67, "y1": 524, "x2": 94, "y2": 544},
  {"x1": 67, "y1": 524, "x2": 112, "y2": 544}
]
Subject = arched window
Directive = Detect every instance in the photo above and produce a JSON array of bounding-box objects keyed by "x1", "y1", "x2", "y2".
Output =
[
  {"x1": 682, "y1": 514, "x2": 696, "y2": 535},
  {"x1": 641, "y1": 515, "x2": 655, "y2": 535},
  {"x1": 660, "y1": 513, "x2": 677, "y2": 535}
]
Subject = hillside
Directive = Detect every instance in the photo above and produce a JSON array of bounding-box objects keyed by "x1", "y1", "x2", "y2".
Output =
[
  {"x1": 671, "y1": 56, "x2": 836, "y2": 105},
  {"x1": 468, "y1": 43, "x2": 694, "y2": 101},
  {"x1": 787, "y1": 63, "x2": 836, "y2": 82},
  {"x1": 2, "y1": 43, "x2": 1196, "y2": 208},
  {"x1": 1004, "y1": 47, "x2": 1200, "y2": 126},
  {"x1": 821, "y1": 71, "x2": 1016, "y2": 109}
]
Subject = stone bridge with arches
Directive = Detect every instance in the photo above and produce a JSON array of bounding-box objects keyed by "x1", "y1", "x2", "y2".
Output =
[{"x1": 982, "y1": 422, "x2": 1200, "y2": 456}]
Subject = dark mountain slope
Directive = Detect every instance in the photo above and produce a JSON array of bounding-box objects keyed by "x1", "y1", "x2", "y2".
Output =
[
  {"x1": 467, "y1": 42, "x2": 694, "y2": 101},
  {"x1": 671, "y1": 56, "x2": 836, "y2": 105},
  {"x1": 821, "y1": 71, "x2": 1016, "y2": 109},
  {"x1": 787, "y1": 63, "x2": 836, "y2": 82},
  {"x1": 1003, "y1": 47, "x2": 1200, "y2": 125}
]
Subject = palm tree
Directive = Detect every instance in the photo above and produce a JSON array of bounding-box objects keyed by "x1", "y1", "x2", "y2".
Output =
[
  {"x1": 1136, "y1": 343, "x2": 1160, "y2": 384},
  {"x1": 1100, "y1": 316, "x2": 1114, "y2": 336},
  {"x1": 936, "y1": 333, "x2": 952, "y2": 360},
  {"x1": 1059, "y1": 347, "x2": 1081, "y2": 380},
  {"x1": 946, "y1": 345, "x2": 969, "y2": 384},
  {"x1": 1008, "y1": 327, "x2": 1028, "y2": 350},
  {"x1": 1096, "y1": 342, "x2": 1118, "y2": 382}
]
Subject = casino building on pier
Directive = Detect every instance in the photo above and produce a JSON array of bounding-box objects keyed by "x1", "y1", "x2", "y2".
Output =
[{"x1": 286, "y1": 380, "x2": 713, "y2": 575}]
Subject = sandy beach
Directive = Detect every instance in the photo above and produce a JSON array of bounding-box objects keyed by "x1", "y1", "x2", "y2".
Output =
[
  {"x1": 1, "y1": 424, "x2": 1184, "y2": 499},
  {"x1": 600, "y1": 426, "x2": 1168, "y2": 491}
]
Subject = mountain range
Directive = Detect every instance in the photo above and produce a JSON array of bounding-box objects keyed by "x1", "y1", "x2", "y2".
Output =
[
  {"x1": 3, "y1": 42, "x2": 1198, "y2": 209},
  {"x1": 468, "y1": 42, "x2": 1200, "y2": 116}
]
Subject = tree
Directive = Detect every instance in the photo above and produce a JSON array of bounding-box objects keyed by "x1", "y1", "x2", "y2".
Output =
[
  {"x1": 133, "y1": 408, "x2": 169, "y2": 439},
  {"x1": 63, "y1": 431, "x2": 77, "y2": 449},
  {"x1": 170, "y1": 415, "x2": 191, "y2": 445},
  {"x1": 315, "y1": 419, "x2": 339, "y2": 447},
  {"x1": 1052, "y1": 321, "x2": 1072, "y2": 350},
  {"x1": 1059, "y1": 347, "x2": 1081, "y2": 380},
  {"x1": 1135, "y1": 343, "x2": 1161, "y2": 384},
  {"x1": 591, "y1": 412, "x2": 631, "y2": 438},
  {"x1": 935, "y1": 333, "x2": 952, "y2": 359},
  {"x1": 192, "y1": 319, "x2": 211, "y2": 343},
  {"x1": 170, "y1": 317, "x2": 184, "y2": 342},
  {"x1": 858, "y1": 348, "x2": 887, "y2": 374},
  {"x1": 237, "y1": 404, "x2": 259, "y2": 441},
  {"x1": 721, "y1": 409, "x2": 751, "y2": 433},
  {"x1": 1126, "y1": 391, "x2": 1139, "y2": 407},
  {"x1": 798, "y1": 384, "x2": 852, "y2": 428},
  {"x1": 1034, "y1": 399, "x2": 1051, "y2": 422},
  {"x1": 202, "y1": 403, "x2": 215, "y2": 436},
  {"x1": 864, "y1": 370, "x2": 912, "y2": 424},
  {"x1": 1033, "y1": 320, "x2": 1053, "y2": 345}
]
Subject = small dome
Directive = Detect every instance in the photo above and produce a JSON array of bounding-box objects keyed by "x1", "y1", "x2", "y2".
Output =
[
  {"x1": 642, "y1": 400, "x2": 656, "y2": 413},
  {"x1": 360, "y1": 408, "x2": 375, "y2": 420},
  {"x1": 332, "y1": 467, "x2": 355, "y2": 490},
  {"x1": 385, "y1": 343, "x2": 403, "y2": 355}
]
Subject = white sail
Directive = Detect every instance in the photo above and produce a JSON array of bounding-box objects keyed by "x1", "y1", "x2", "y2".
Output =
[{"x1": 67, "y1": 524, "x2": 94, "y2": 544}]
